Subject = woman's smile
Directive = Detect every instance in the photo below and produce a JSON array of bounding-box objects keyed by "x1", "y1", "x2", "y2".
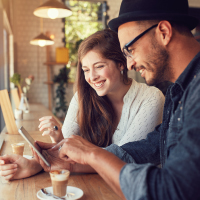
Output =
[{"x1": 93, "y1": 81, "x2": 106, "y2": 89}]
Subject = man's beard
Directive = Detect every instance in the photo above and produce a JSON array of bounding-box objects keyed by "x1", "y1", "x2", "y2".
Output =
[{"x1": 144, "y1": 39, "x2": 171, "y2": 86}]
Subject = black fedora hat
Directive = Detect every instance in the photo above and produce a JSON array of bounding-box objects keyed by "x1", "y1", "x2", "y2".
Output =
[{"x1": 108, "y1": 0, "x2": 199, "y2": 32}]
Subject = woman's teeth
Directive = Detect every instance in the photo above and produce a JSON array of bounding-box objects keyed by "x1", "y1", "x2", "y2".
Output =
[{"x1": 94, "y1": 82, "x2": 104, "y2": 87}]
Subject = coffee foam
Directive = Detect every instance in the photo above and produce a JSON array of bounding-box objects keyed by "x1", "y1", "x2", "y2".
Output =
[
  {"x1": 11, "y1": 143, "x2": 24, "y2": 147},
  {"x1": 50, "y1": 170, "x2": 70, "y2": 181}
]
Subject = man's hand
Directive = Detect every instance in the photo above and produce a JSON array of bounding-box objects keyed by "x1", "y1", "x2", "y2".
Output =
[
  {"x1": 52, "y1": 135, "x2": 99, "y2": 165},
  {"x1": 54, "y1": 135, "x2": 126, "y2": 199},
  {"x1": 32, "y1": 141, "x2": 72, "y2": 172}
]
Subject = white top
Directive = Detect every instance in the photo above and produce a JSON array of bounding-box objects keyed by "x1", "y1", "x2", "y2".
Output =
[{"x1": 62, "y1": 79, "x2": 165, "y2": 146}]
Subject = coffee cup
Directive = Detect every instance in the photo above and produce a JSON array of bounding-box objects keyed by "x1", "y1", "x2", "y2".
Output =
[
  {"x1": 14, "y1": 108, "x2": 23, "y2": 120},
  {"x1": 11, "y1": 143, "x2": 25, "y2": 156},
  {"x1": 49, "y1": 169, "x2": 70, "y2": 197}
]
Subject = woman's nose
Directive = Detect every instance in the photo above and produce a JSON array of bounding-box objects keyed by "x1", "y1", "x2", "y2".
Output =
[{"x1": 89, "y1": 69, "x2": 99, "y2": 81}]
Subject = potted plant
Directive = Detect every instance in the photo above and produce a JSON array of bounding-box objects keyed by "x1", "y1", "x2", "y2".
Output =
[
  {"x1": 53, "y1": 66, "x2": 70, "y2": 120},
  {"x1": 10, "y1": 73, "x2": 23, "y2": 98}
]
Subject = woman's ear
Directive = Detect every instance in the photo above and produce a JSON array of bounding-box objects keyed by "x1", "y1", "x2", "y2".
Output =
[
  {"x1": 118, "y1": 63, "x2": 124, "y2": 71},
  {"x1": 157, "y1": 20, "x2": 173, "y2": 46}
]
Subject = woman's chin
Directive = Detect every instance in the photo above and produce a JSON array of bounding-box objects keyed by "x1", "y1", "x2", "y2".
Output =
[{"x1": 96, "y1": 90, "x2": 106, "y2": 97}]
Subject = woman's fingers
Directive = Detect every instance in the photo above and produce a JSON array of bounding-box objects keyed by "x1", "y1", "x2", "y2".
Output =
[
  {"x1": 3, "y1": 173, "x2": 16, "y2": 181},
  {"x1": 38, "y1": 116, "x2": 58, "y2": 129},
  {"x1": 31, "y1": 146, "x2": 50, "y2": 171},
  {"x1": 39, "y1": 116, "x2": 55, "y2": 122},
  {"x1": 35, "y1": 141, "x2": 55, "y2": 150},
  {"x1": 39, "y1": 122, "x2": 56, "y2": 132},
  {"x1": 0, "y1": 162, "x2": 18, "y2": 180},
  {"x1": 0, "y1": 163, "x2": 17, "y2": 171},
  {"x1": 31, "y1": 147, "x2": 39, "y2": 162},
  {"x1": 42, "y1": 130, "x2": 51, "y2": 136},
  {"x1": 38, "y1": 119, "x2": 52, "y2": 129},
  {"x1": 0, "y1": 167, "x2": 17, "y2": 177},
  {"x1": 31, "y1": 147, "x2": 47, "y2": 170}
]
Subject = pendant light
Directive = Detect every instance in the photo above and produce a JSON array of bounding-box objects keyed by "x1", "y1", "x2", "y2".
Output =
[
  {"x1": 33, "y1": 0, "x2": 72, "y2": 19},
  {"x1": 30, "y1": 18, "x2": 54, "y2": 47},
  {"x1": 30, "y1": 33, "x2": 54, "y2": 47}
]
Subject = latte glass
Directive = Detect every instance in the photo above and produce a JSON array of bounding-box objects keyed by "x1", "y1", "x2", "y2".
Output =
[
  {"x1": 11, "y1": 143, "x2": 25, "y2": 156},
  {"x1": 49, "y1": 169, "x2": 70, "y2": 197}
]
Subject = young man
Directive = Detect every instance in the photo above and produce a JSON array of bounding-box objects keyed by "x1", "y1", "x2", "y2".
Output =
[{"x1": 1, "y1": 0, "x2": 200, "y2": 199}]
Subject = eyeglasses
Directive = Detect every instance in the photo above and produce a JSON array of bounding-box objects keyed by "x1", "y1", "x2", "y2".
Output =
[{"x1": 123, "y1": 24, "x2": 158, "y2": 58}]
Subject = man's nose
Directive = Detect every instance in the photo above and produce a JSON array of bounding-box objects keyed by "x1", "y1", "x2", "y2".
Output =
[{"x1": 127, "y1": 58, "x2": 136, "y2": 71}]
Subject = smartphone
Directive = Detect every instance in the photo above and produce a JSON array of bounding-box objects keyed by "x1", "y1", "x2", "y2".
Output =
[{"x1": 18, "y1": 126, "x2": 50, "y2": 167}]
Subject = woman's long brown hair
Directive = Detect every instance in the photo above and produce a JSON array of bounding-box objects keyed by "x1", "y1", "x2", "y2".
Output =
[{"x1": 75, "y1": 29, "x2": 129, "y2": 147}]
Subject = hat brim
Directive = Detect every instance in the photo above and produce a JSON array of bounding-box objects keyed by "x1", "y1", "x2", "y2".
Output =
[{"x1": 108, "y1": 12, "x2": 199, "y2": 32}]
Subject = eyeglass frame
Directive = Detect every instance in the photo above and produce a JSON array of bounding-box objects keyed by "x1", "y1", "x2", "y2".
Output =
[{"x1": 122, "y1": 24, "x2": 158, "y2": 58}]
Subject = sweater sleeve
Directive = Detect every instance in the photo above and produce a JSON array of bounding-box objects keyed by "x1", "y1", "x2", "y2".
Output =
[{"x1": 62, "y1": 93, "x2": 80, "y2": 138}]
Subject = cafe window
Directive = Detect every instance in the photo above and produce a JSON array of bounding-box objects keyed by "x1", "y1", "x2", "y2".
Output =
[
  {"x1": 63, "y1": 0, "x2": 108, "y2": 76},
  {"x1": 0, "y1": 9, "x2": 14, "y2": 132}
]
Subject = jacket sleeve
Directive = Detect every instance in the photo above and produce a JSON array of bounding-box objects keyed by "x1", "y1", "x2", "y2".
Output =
[{"x1": 105, "y1": 124, "x2": 161, "y2": 165}]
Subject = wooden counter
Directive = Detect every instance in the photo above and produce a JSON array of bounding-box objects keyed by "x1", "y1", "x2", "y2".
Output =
[{"x1": 0, "y1": 104, "x2": 121, "y2": 200}]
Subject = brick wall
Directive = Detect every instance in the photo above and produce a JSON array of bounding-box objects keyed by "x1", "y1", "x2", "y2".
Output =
[{"x1": 12, "y1": 0, "x2": 67, "y2": 110}]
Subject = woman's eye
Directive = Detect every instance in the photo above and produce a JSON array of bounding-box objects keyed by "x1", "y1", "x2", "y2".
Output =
[
  {"x1": 96, "y1": 65, "x2": 104, "y2": 69},
  {"x1": 83, "y1": 69, "x2": 89, "y2": 73}
]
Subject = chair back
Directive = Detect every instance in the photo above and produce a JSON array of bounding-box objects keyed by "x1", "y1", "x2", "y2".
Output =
[{"x1": 0, "y1": 89, "x2": 18, "y2": 134}]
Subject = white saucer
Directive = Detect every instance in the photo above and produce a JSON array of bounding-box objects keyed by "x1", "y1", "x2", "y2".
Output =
[
  {"x1": 23, "y1": 155, "x2": 33, "y2": 160},
  {"x1": 37, "y1": 186, "x2": 84, "y2": 200}
]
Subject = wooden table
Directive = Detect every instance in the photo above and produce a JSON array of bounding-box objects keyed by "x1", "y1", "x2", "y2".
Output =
[{"x1": 0, "y1": 104, "x2": 121, "y2": 200}]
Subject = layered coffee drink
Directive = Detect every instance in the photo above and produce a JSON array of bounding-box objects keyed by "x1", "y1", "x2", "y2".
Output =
[
  {"x1": 49, "y1": 170, "x2": 70, "y2": 197},
  {"x1": 11, "y1": 143, "x2": 25, "y2": 156}
]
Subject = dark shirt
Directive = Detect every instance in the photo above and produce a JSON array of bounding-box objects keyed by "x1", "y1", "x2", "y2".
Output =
[{"x1": 106, "y1": 51, "x2": 200, "y2": 200}]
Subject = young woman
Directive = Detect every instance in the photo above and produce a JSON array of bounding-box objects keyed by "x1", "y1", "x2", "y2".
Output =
[
  {"x1": 0, "y1": 29, "x2": 165, "y2": 180},
  {"x1": 39, "y1": 29, "x2": 165, "y2": 147}
]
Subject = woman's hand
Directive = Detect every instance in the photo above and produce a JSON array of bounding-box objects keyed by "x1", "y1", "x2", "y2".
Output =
[
  {"x1": 0, "y1": 154, "x2": 42, "y2": 180},
  {"x1": 38, "y1": 116, "x2": 64, "y2": 143}
]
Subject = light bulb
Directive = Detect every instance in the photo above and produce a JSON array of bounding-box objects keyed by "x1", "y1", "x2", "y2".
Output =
[
  {"x1": 50, "y1": 34, "x2": 55, "y2": 40},
  {"x1": 48, "y1": 8, "x2": 59, "y2": 19},
  {"x1": 38, "y1": 40, "x2": 46, "y2": 47}
]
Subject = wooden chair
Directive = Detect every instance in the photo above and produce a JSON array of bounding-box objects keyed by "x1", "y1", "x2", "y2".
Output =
[
  {"x1": 0, "y1": 89, "x2": 18, "y2": 134},
  {"x1": 11, "y1": 88, "x2": 20, "y2": 109}
]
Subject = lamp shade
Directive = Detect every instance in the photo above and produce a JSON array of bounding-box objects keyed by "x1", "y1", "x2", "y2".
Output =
[
  {"x1": 33, "y1": 0, "x2": 72, "y2": 19},
  {"x1": 30, "y1": 33, "x2": 54, "y2": 47}
]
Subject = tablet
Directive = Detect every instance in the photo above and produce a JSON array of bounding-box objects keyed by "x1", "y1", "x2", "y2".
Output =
[{"x1": 18, "y1": 126, "x2": 50, "y2": 167}]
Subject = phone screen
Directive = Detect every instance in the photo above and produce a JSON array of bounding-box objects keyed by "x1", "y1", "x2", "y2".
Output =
[{"x1": 18, "y1": 126, "x2": 50, "y2": 167}]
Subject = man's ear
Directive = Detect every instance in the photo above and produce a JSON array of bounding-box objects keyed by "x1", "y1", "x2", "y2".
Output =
[{"x1": 157, "y1": 20, "x2": 173, "y2": 46}]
